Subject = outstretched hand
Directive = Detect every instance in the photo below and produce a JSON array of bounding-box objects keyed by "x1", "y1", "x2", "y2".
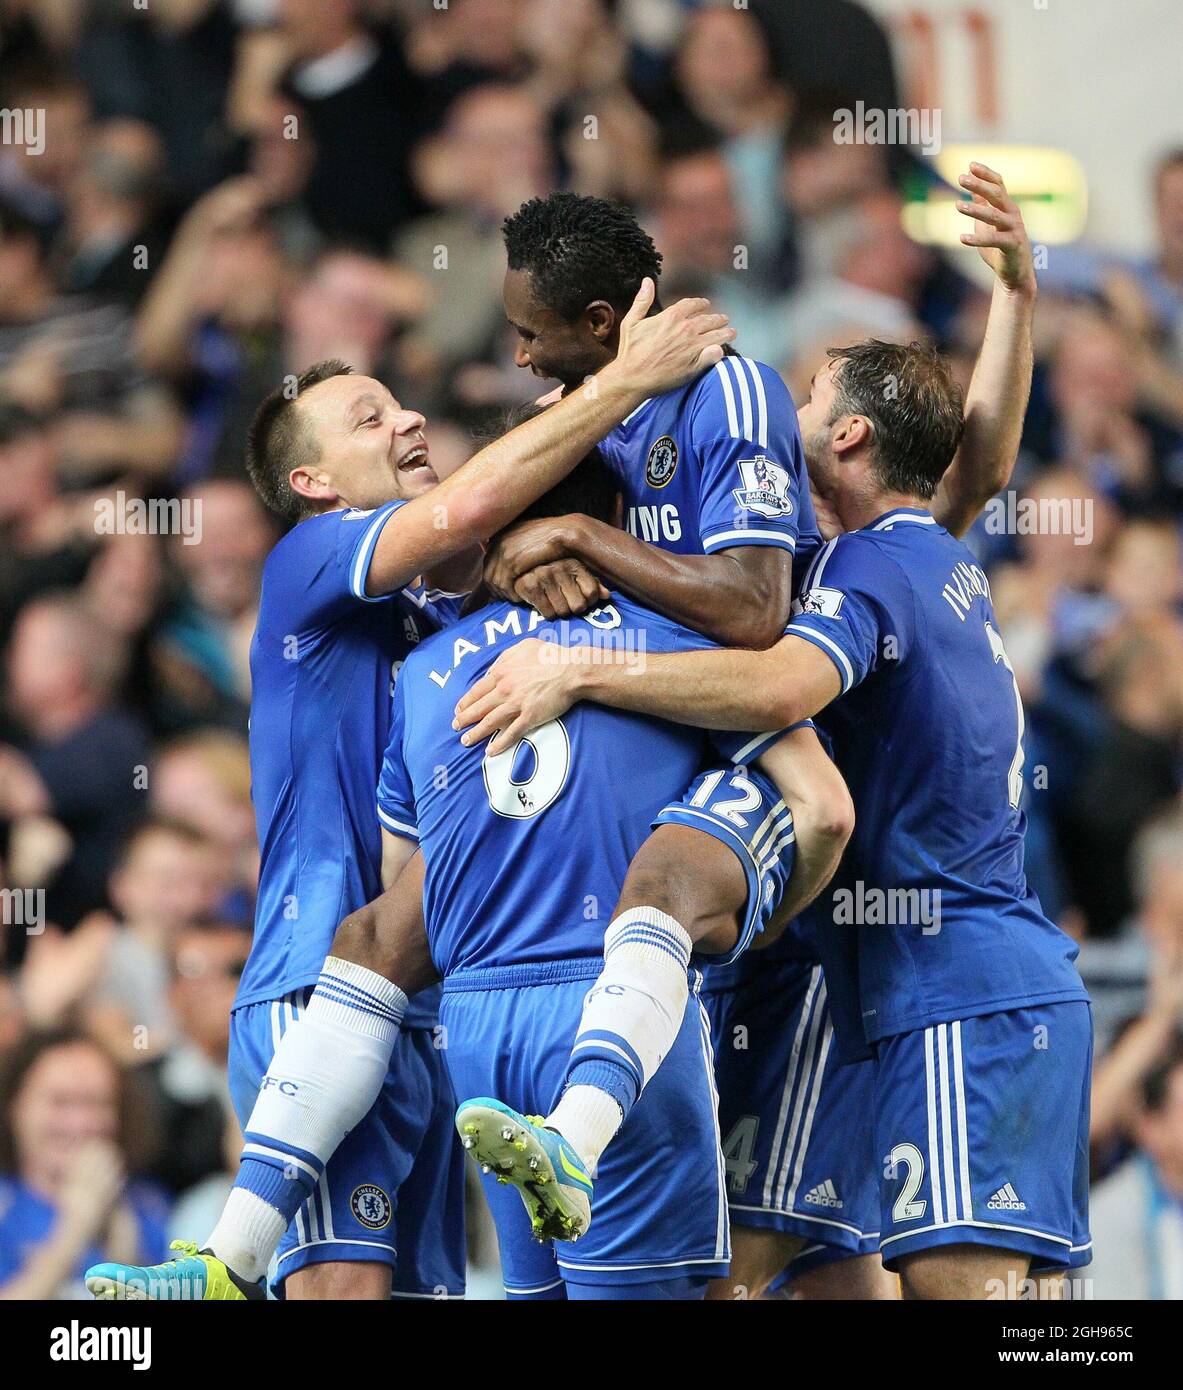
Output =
[
  {"x1": 453, "y1": 638, "x2": 583, "y2": 756},
  {"x1": 956, "y1": 163, "x2": 1036, "y2": 298}
]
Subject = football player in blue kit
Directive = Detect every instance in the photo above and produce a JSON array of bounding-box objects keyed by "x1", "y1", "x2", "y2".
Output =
[
  {"x1": 461, "y1": 166, "x2": 1043, "y2": 1301},
  {"x1": 378, "y1": 457, "x2": 826, "y2": 1298},
  {"x1": 460, "y1": 322, "x2": 1091, "y2": 1300},
  {"x1": 84, "y1": 283, "x2": 737, "y2": 1301}
]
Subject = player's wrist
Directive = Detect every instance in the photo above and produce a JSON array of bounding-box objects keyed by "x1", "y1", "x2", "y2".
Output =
[
  {"x1": 591, "y1": 358, "x2": 645, "y2": 414},
  {"x1": 998, "y1": 273, "x2": 1037, "y2": 306}
]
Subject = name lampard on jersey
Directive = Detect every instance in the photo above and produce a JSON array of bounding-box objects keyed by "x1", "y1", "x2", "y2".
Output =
[{"x1": 428, "y1": 604, "x2": 635, "y2": 689}]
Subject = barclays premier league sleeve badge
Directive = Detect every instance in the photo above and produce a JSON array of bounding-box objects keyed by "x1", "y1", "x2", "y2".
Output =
[{"x1": 733, "y1": 454, "x2": 794, "y2": 517}]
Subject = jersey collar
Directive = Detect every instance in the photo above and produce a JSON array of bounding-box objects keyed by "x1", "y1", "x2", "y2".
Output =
[{"x1": 864, "y1": 506, "x2": 938, "y2": 533}]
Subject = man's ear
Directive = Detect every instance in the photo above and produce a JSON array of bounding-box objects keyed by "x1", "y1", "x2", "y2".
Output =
[
  {"x1": 831, "y1": 414, "x2": 873, "y2": 457},
  {"x1": 290, "y1": 466, "x2": 339, "y2": 508},
  {"x1": 585, "y1": 300, "x2": 616, "y2": 343}
]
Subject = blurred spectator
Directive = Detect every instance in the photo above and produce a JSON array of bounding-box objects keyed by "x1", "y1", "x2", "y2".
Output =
[
  {"x1": 650, "y1": 1, "x2": 789, "y2": 274},
  {"x1": 396, "y1": 84, "x2": 555, "y2": 398},
  {"x1": 136, "y1": 181, "x2": 424, "y2": 481},
  {"x1": 0, "y1": 1028, "x2": 167, "y2": 1299},
  {"x1": 522, "y1": 0, "x2": 657, "y2": 205},
  {"x1": 2, "y1": 593, "x2": 149, "y2": 928},
  {"x1": 269, "y1": 0, "x2": 431, "y2": 250},
  {"x1": 405, "y1": 0, "x2": 530, "y2": 109},
  {"x1": 0, "y1": 401, "x2": 97, "y2": 642},
  {"x1": 53, "y1": 119, "x2": 168, "y2": 308},
  {"x1": 1131, "y1": 149, "x2": 1183, "y2": 367},
  {"x1": 0, "y1": 195, "x2": 184, "y2": 483},
  {"x1": 1082, "y1": 814, "x2": 1183, "y2": 1069},
  {"x1": 85, "y1": 819, "x2": 223, "y2": 1061},
  {"x1": 1086, "y1": 1043, "x2": 1183, "y2": 1298},
  {"x1": 139, "y1": 922, "x2": 248, "y2": 1196},
  {"x1": 651, "y1": 145, "x2": 797, "y2": 367},
  {"x1": 150, "y1": 730, "x2": 257, "y2": 923},
  {"x1": 78, "y1": 533, "x2": 171, "y2": 732},
  {"x1": 772, "y1": 94, "x2": 891, "y2": 298},
  {"x1": 75, "y1": 0, "x2": 239, "y2": 202},
  {"x1": 776, "y1": 190, "x2": 930, "y2": 378},
  {"x1": 0, "y1": 64, "x2": 91, "y2": 235},
  {"x1": 1065, "y1": 616, "x2": 1183, "y2": 935},
  {"x1": 155, "y1": 481, "x2": 273, "y2": 725},
  {"x1": 750, "y1": 0, "x2": 899, "y2": 117}
]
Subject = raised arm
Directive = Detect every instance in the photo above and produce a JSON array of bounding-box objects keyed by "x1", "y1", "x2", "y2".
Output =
[
  {"x1": 365, "y1": 281, "x2": 734, "y2": 596},
  {"x1": 932, "y1": 163, "x2": 1036, "y2": 538}
]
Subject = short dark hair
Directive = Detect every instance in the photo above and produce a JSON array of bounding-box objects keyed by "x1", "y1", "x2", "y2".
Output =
[
  {"x1": 245, "y1": 360, "x2": 352, "y2": 521},
  {"x1": 481, "y1": 405, "x2": 620, "y2": 528},
  {"x1": 1142, "y1": 1038, "x2": 1183, "y2": 1113},
  {"x1": 0, "y1": 1027, "x2": 159, "y2": 1175},
  {"x1": 825, "y1": 340, "x2": 965, "y2": 499},
  {"x1": 0, "y1": 397, "x2": 47, "y2": 445},
  {"x1": 503, "y1": 193, "x2": 663, "y2": 321}
]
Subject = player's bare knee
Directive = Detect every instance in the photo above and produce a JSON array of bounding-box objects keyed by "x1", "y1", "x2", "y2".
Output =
[
  {"x1": 898, "y1": 1245, "x2": 1030, "y2": 1300},
  {"x1": 283, "y1": 1260, "x2": 390, "y2": 1300},
  {"x1": 331, "y1": 904, "x2": 383, "y2": 971},
  {"x1": 618, "y1": 826, "x2": 745, "y2": 945}
]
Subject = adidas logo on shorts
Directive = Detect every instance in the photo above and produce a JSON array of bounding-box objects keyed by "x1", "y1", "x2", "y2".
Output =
[
  {"x1": 803, "y1": 1178, "x2": 844, "y2": 1209},
  {"x1": 986, "y1": 1182, "x2": 1027, "y2": 1211}
]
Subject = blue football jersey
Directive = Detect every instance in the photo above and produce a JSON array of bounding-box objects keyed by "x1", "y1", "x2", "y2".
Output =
[
  {"x1": 377, "y1": 595, "x2": 785, "y2": 978},
  {"x1": 237, "y1": 501, "x2": 452, "y2": 1026},
  {"x1": 785, "y1": 508, "x2": 1089, "y2": 1044},
  {"x1": 597, "y1": 353, "x2": 821, "y2": 571}
]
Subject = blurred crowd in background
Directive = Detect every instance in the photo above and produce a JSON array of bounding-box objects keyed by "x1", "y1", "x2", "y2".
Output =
[{"x1": 0, "y1": 0, "x2": 1182, "y2": 1299}]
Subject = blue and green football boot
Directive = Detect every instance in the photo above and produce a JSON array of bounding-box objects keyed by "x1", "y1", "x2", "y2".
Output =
[
  {"x1": 85, "y1": 1240, "x2": 263, "y2": 1300},
  {"x1": 456, "y1": 1097, "x2": 593, "y2": 1243}
]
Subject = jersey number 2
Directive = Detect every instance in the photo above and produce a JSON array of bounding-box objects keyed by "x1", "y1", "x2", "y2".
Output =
[{"x1": 984, "y1": 621, "x2": 1025, "y2": 809}]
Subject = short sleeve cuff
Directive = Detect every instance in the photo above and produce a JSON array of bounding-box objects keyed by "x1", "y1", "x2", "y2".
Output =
[
  {"x1": 783, "y1": 621, "x2": 856, "y2": 695},
  {"x1": 702, "y1": 526, "x2": 797, "y2": 554},
  {"x1": 377, "y1": 803, "x2": 418, "y2": 841},
  {"x1": 348, "y1": 503, "x2": 403, "y2": 602}
]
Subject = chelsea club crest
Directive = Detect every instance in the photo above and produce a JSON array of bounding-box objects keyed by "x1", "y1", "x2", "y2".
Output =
[
  {"x1": 645, "y1": 435, "x2": 678, "y2": 489},
  {"x1": 350, "y1": 1183, "x2": 393, "y2": 1229}
]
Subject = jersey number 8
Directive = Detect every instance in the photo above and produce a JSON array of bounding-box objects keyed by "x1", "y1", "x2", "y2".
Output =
[{"x1": 482, "y1": 718, "x2": 572, "y2": 820}]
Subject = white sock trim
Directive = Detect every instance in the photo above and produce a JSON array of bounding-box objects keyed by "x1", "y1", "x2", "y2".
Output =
[
  {"x1": 605, "y1": 907, "x2": 693, "y2": 971},
  {"x1": 546, "y1": 1085, "x2": 623, "y2": 1176},
  {"x1": 307, "y1": 956, "x2": 407, "y2": 1039},
  {"x1": 206, "y1": 1188, "x2": 287, "y2": 1285}
]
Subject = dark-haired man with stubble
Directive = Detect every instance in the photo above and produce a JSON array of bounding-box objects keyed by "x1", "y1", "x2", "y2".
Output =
[{"x1": 85, "y1": 285, "x2": 736, "y2": 1301}]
